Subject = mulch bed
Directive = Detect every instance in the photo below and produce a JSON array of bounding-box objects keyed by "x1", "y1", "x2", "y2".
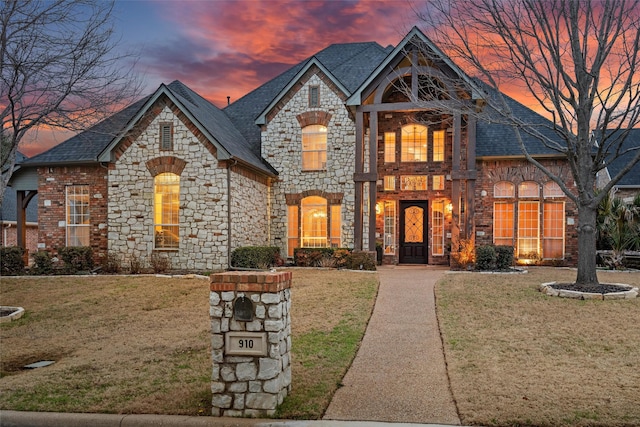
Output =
[{"x1": 550, "y1": 283, "x2": 630, "y2": 294}]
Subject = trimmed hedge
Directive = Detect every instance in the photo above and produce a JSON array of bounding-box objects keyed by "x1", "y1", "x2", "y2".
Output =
[
  {"x1": 1, "y1": 246, "x2": 25, "y2": 276},
  {"x1": 58, "y1": 246, "x2": 94, "y2": 273},
  {"x1": 294, "y1": 248, "x2": 334, "y2": 267},
  {"x1": 32, "y1": 251, "x2": 54, "y2": 275},
  {"x1": 495, "y1": 245, "x2": 515, "y2": 270},
  {"x1": 475, "y1": 245, "x2": 497, "y2": 271},
  {"x1": 231, "y1": 246, "x2": 281, "y2": 269}
]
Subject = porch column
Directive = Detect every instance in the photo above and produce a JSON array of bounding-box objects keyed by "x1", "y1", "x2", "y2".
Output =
[
  {"x1": 16, "y1": 190, "x2": 37, "y2": 265},
  {"x1": 465, "y1": 115, "x2": 477, "y2": 240},
  {"x1": 451, "y1": 113, "x2": 461, "y2": 247},
  {"x1": 354, "y1": 110, "x2": 364, "y2": 250},
  {"x1": 367, "y1": 112, "x2": 378, "y2": 252}
]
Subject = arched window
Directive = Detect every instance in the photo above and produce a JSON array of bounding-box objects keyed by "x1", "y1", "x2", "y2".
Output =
[
  {"x1": 302, "y1": 125, "x2": 327, "y2": 171},
  {"x1": 154, "y1": 173, "x2": 180, "y2": 249},
  {"x1": 494, "y1": 181, "x2": 515, "y2": 198},
  {"x1": 301, "y1": 196, "x2": 328, "y2": 248},
  {"x1": 401, "y1": 124, "x2": 428, "y2": 162}
]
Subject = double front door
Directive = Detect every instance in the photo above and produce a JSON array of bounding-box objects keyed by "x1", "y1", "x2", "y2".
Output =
[{"x1": 399, "y1": 201, "x2": 428, "y2": 264}]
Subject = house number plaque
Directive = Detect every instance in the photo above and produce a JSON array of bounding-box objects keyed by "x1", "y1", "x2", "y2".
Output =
[{"x1": 225, "y1": 332, "x2": 268, "y2": 356}]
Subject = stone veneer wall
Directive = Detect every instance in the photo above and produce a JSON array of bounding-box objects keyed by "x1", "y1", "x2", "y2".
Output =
[
  {"x1": 474, "y1": 159, "x2": 579, "y2": 265},
  {"x1": 108, "y1": 103, "x2": 269, "y2": 271},
  {"x1": 229, "y1": 165, "x2": 269, "y2": 253},
  {"x1": 261, "y1": 73, "x2": 356, "y2": 256},
  {"x1": 36, "y1": 165, "x2": 108, "y2": 263},
  {"x1": 209, "y1": 271, "x2": 292, "y2": 417}
]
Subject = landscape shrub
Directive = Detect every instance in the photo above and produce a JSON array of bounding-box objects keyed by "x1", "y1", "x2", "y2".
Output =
[
  {"x1": 294, "y1": 248, "x2": 334, "y2": 267},
  {"x1": 475, "y1": 245, "x2": 497, "y2": 271},
  {"x1": 129, "y1": 254, "x2": 144, "y2": 274},
  {"x1": 1, "y1": 246, "x2": 25, "y2": 276},
  {"x1": 58, "y1": 246, "x2": 94, "y2": 273},
  {"x1": 450, "y1": 239, "x2": 475, "y2": 270},
  {"x1": 101, "y1": 251, "x2": 122, "y2": 274},
  {"x1": 31, "y1": 251, "x2": 54, "y2": 275},
  {"x1": 332, "y1": 248, "x2": 351, "y2": 268},
  {"x1": 495, "y1": 245, "x2": 515, "y2": 270},
  {"x1": 231, "y1": 246, "x2": 281, "y2": 269},
  {"x1": 344, "y1": 251, "x2": 376, "y2": 271},
  {"x1": 150, "y1": 252, "x2": 171, "y2": 273}
]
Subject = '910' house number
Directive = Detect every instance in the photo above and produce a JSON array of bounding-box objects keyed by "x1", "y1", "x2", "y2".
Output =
[{"x1": 225, "y1": 332, "x2": 268, "y2": 356}]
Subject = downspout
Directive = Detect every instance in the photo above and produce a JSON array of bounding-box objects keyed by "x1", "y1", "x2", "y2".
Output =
[
  {"x1": 226, "y1": 160, "x2": 275, "y2": 272},
  {"x1": 227, "y1": 159, "x2": 237, "y2": 270}
]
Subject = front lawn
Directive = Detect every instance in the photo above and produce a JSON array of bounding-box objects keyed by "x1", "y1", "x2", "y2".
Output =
[
  {"x1": 437, "y1": 267, "x2": 640, "y2": 427},
  {"x1": 0, "y1": 269, "x2": 378, "y2": 418}
]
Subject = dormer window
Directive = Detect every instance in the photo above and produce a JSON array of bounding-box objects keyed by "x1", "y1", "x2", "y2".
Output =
[
  {"x1": 309, "y1": 86, "x2": 320, "y2": 107},
  {"x1": 160, "y1": 122, "x2": 173, "y2": 151}
]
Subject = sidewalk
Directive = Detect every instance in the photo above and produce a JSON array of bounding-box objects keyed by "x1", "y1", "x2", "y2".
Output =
[{"x1": 323, "y1": 265, "x2": 460, "y2": 425}]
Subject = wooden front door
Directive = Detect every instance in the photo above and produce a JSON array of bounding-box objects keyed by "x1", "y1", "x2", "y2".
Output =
[{"x1": 399, "y1": 201, "x2": 428, "y2": 264}]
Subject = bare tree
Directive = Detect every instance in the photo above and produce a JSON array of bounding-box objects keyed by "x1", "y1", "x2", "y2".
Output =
[
  {"x1": 412, "y1": 0, "x2": 640, "y2": 285},
  {"x1": 0, "y1": 0, "x2": 140, "y2": 204}
]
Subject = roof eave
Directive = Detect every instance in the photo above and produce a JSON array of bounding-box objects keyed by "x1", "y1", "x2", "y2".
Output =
[
  {"x1": 98, "y1": 84, "x2": 233, "y2": 163},
  {"x1": 346, "y1": 26, "x2": 484, "y2": 106}
]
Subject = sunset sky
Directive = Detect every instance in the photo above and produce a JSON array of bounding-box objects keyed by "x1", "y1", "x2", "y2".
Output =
[{"x1": 19, "y1": 0, "x2": 519, "y2": 156}]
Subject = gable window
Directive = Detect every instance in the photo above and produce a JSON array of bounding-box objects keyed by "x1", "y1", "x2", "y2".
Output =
[
  {"x1": 433, "y1": 130, "x2": 445, "y2": 162},
  {"x1": 401, "y1": 124, "x2": 427, "y2": 162},
  {"x1": 384, "y1": 132, "x2": 396, "y2": 163},
  {"x1": 287, "y1": 195, "x2": 341, "y2": 255},
  {"x1": 160, "y1": 122, "x2": 173, "y2": 150},
  {"x1": 154, "y1": 173, "x2": 180, "y2": 250},
  {"x1": 66, "y1": 185, "x2": 90, "y2": 246},
  {"x1": 309, "y1": 86, "x2": 320, "y2": 107},
  {"x1": 302, "y1": 125, "x2": 327, "y2": 171}
]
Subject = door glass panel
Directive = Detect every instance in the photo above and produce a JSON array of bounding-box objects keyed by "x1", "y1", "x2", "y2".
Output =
[{"x1": 404, "y1": 206, "x2": 424, "y2": 243}]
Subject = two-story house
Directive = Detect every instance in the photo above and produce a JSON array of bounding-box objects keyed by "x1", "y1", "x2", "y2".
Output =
[{"x1": 10, "y1": 27, "x2": 589, "y2": 269}]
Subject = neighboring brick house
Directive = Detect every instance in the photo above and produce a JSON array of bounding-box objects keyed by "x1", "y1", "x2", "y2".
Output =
[
  {"x1": 10, "y1": 27, "x2": 636, "y2": 269},
  {"x1": 600, "y1": 129, "x2": 640, "y2": 202},
  {"x1": 1, "y1": 153, "x2": 38, "y2": 255}
]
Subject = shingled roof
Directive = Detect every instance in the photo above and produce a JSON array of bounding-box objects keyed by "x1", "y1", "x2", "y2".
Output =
[
  {"x1": 1, "y1": 152, "x2": 38, "y2": 223},
  {"x1": 21, "y1": 81, "x2": 276, "y2": 175},
  {"x1": 604, "y1": 128, "x2": 640, "y2": 188},
  {"x1": 224, "y1": 41, "x2": 393, "y2": 154}
]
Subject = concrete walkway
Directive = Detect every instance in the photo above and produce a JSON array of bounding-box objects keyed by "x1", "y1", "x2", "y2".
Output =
[
  {"x1": 323, "y1": 265, "x2": 460, "y2": 425},
  {"x1": 0, "y1": 266, "x2": 462, "y2": 427}
]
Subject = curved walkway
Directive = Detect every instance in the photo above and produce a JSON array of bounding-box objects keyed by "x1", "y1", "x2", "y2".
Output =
[{"x1": 323, "y1": 265, "x2": 460, "y2": 425}]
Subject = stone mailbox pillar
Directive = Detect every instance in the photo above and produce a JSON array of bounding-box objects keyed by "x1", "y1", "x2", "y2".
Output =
[{"x1": 209, "y1": 271, "x2": 292, "y2": 417}]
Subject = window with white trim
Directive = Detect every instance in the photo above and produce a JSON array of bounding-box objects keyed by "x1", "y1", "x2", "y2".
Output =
[
  {"x1": 433, "y1": 130, "x2": 445, "y2": 162},
  {"x1": 401, "y1": 124, "x2": 428, "y2": 162},
  {"x1": 543, "y1": 181, "x2": 565, "y2": 259},
  {"x1": 517, "y1": 182, "x2": 539, "y2": 258},
  {"x1": 66, "y1": 185, "x2": 90, "y2": 246},
  {"x1": 154, "y1": 173, "x2": 180, "y2": 250},
  {"x1": 287, "y1": 196, "x2": 341, "y2": 254},
  {"x1": 383, "y1": 200, "x2": 396, "y2": 254},
  {"x1": 302, "y1": 125, "x2": 327, "y2": 171},
  {"x1": 432, "y1": 200, "x2": 445, "y2": 256}
]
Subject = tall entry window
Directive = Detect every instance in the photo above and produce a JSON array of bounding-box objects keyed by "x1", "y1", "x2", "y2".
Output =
[
  {"x1": 302, "y1": 125, "x2": 327, "y2": 171},
  {"x1": 66, "y1": 185, "x2": 90, "y2": 246},
  {"x1": 432, "y1": 200, "x2": 445, "y2": 256},
  {"x1": 401, "y1": 124, "x2": 428, "y2": 162},
  {"x1": 517, "y1": 181, "x2": 540, "y2": 258},
  {"x1": 154, "y1": 173, "x2": 180, "y2": 249}
]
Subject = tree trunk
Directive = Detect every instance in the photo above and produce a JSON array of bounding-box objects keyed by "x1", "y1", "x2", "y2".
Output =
[{"x1": 575, "y1": 202, "x2": 599, "y2": 285}]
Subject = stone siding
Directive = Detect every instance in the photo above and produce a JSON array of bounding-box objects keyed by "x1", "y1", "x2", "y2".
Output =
[
  {"x1": 229, "y1": 165, "x2": 270, "y2": 252},
  {"x1": 262, "y1": 73, "x2": 356, "y2": 257},
  {"x1": 210, "y1": 271, "x2": 292, "y2": 417},
  {"x1": 108, "y1": 102, "x2": 268, "y2": 271}
]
